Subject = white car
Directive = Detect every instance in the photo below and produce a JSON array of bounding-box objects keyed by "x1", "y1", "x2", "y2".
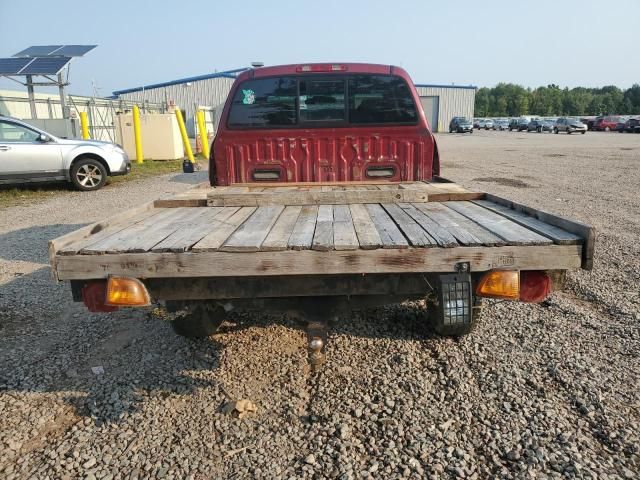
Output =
[{"x1": 0, "y1": 116, "x2": 130, "y2": 191}]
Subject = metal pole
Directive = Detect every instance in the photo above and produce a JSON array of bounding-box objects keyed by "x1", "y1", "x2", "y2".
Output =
[
  {"x1": 26, "y1": 75, "x2": 37, "y2": 119},
  {"x1": 57, "y1": 73, "x2": 68, "y2": 119},
  {"x1": 175, "y1": 108, "x2": 195, "y2": 163},
  {"x1": 132, "y1": 105, "x2": 144, "y2": 164},
  {"x1": 196, "y1": 110, "x2": 210, "y2": 159}
]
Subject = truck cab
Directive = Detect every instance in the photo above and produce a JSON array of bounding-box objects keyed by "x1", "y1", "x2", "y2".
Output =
[{"x1": 210, "y1": 63, "x2": 439, "y2": 186}]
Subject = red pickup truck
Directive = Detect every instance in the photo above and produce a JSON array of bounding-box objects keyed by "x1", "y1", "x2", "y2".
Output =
[
  {"x1": 49, "y1": 63, "x2": 594, "y2": 368},
  {"x1": 210, "y1": 63, "x2": 438, "y2": 186}
]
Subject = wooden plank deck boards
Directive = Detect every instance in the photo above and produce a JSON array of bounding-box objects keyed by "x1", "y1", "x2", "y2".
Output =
[
  {"x1": 473, "y1": 200, "x2": 582, "y2": 244},
  {"x1": 429, "y1": 203, "x2": 506, "y2": 246},
  {"x1": 366, "y1": 204, "x2": 409, "y2": 249},
  {"x1": 81, "y1": 208, "x2": 189, "y2": 254},
  {"x1": 446, "y1": 201, "x2": 553, "y2": 246},
  {"x1": 332, "y1": 205, "x2": 359, "y2": 251},
  {"x1": 151, "y1": 207, "x2": 230, "y2": 252},
  {"x1": 484, "y1": 193, "x2": 595, "y2": 270},
  {"x1": 191, "y1": 207, "x2": 257, "y2": 252},
  {"x1": 312, "y1": 205, "x2": 334, "y2": 251},
  {"x1": 261, "y1": 205, "x2": 303, "y2": 251},
  {"x1": 220, "y1": 206, "x2": 285, "y2": 252},
  {"x1": 349, "y1": 204, "x2": 382, "y2": 249},
  {"x1": 59, "y1": 207, "x2": 166, "y2": 255},
  {"x1": 415, "y1": 203, "x2": 493, "y2": 246},
  {"x1": 381, "y1": 203, "x2": 436, "y2": 247},
  {"x1": 288, "y1": 205, "x2": 319, "y2": 250},
  {"x1": 398, "y1": 203, "x2": 459, "y2": 247}
]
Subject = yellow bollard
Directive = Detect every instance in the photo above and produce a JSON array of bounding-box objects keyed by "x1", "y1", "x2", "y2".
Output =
[
  {"x1": 175, "y1": 108, "x2": 195, "y2": 163},
  {"x1": 132, "y1": 105, "x2": 144, "y2": 164},
  {"x1": 79, "y1": 111, "x2": 90, "y2": 139},
  {"x1": 196, "y1": 110, "x2": 210, "y2": 159}
]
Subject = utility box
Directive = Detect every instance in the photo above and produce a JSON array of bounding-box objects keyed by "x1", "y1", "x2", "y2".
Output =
[{"x1": 115, "y1": 113, "x2": 183, "y2": 160}]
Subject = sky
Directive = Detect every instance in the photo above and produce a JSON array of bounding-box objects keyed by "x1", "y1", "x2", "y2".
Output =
[{"x1": 0, "y1": 0, "x2": 639, "y2": 96}]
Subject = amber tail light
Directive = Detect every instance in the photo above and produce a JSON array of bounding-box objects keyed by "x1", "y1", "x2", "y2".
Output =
[{"x1": 476, "y1": 270, "x2": 552, "y2": 303}]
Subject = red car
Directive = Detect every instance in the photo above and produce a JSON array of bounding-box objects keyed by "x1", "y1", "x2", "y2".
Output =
[
  {"x1": 594, "y1": 115, "x2": 623, "y2": 132},
  {"x1": 210, "y1": 63, "x2": 438, "y2": 186}
]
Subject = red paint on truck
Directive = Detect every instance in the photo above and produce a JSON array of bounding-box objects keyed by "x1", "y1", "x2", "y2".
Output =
[{"x1": 210, "y1": 63, "x2": 439, "y2": 186}]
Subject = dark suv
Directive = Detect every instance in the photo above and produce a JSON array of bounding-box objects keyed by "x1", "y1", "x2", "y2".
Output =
[
  {"x1": 449, "y1": 117, "x2": 473, "y2": 133},
  {"x1": 509, "y1": 118, "x2": 529, "y2": 131}
]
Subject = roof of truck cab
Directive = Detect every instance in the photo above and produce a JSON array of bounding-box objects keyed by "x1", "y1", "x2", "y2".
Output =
[{"x1": 237, "y1": 63, "x2": 409, "y2": 81}]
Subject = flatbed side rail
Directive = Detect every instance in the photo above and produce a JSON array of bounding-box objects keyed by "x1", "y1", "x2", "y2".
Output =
[{"x1": 484, "y1": 193, "x2": 595, "y2": 270}]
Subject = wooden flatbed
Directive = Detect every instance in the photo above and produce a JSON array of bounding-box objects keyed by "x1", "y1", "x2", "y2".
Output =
[{"x1": 49, "y1": 181, "x2": 594, "y2": 282}]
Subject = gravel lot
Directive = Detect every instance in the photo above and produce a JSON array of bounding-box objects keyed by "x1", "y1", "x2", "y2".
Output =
[{"x1": 1, "y1": 131, "x2": 638, "y2": 479}]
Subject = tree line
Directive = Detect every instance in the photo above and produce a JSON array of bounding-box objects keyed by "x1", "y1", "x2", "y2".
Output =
[{"x1": 474, "y1": 83, "x2": 640, "y2": 117}]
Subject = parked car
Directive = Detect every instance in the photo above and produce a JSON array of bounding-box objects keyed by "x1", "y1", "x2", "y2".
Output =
[
  {"x1": 615, "y1": 117, "x2": 629, "y2": 132},
  {"x1": 625, "y1": 117, "x2": 640, "y2": 133},
  {"x1": 483, "y1": 119, "x2": 494, "y2": 130},
  {"x1": 509, "y1": 118, "x2": 529, "y2": 131},
  {"x1": 494, "y1": 120, "x2": 510, "y2": 130},
  {"x1": 0, "y1": 116, "x2": 130, "y2": 190},
  {"x1": 473, "y1": 118, "x2": 481, "y2": 129},
  {"x1": 527, "y1": 120, "x2": 553, "y2": 133},
  {"x1": 586, "y1": 116, "x2": 602, "y2": 131},
  {"x1": 477, "y1": 119, "x2": 487, "y2": 129},
  {"x1": 554, "y1": 117, "x2": 587, "y2": 134},
  {"x1": 449, "y1": 116, "x2": 473, "y2": 133},
  {"x1": 594, "y1": 116, "x2": 622, "y2": 132}
]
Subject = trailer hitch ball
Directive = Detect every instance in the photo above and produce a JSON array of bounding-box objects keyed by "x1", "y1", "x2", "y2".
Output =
[{"x1": 308, "y1": 337, "x2": 325, "y2": 370}]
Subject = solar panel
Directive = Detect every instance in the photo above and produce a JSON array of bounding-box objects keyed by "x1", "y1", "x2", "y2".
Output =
[
  {"x1": 13, "y1": 45, "x2": 96, "y2": 57},
  {"x1": 0, "y1": 57, "x2": 33, "y2": 75},
  {"x1": 54, "y1": 45, "x2": 97, "y2": 57},
  {"x1": 19, "y1": 57, "x2": 72, "y2": 75},
  {"x1": 13, "y1": 45, "x2": 63, "y2": 57}
]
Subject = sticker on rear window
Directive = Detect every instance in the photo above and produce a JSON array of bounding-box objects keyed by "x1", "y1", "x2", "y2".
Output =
[{"x1": 242, "y1": 89, "x2": 256, "y2": 105}]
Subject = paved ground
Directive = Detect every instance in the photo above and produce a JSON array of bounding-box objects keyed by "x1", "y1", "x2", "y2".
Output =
[{"x1": 1, "y1": 131, "x2": 638, "y2": 479}]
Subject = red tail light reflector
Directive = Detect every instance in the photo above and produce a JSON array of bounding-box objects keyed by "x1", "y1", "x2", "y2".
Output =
[{"x1": 296, "y1": 64, "x2": 348, "y2": 73}]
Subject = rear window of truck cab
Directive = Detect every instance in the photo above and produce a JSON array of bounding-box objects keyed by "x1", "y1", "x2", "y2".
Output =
[{"x1": 227, "y1": 74, "x2": 418, "y2": 129}]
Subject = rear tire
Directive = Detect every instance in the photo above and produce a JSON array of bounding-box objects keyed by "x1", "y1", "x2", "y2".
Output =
[
  {"x1": 169, "y1": 301, "x2": 227, "y2": 338},
  {"x1": 554, "y1": 128, "x2": 559, "y2": 134},
  {"x1": 70, "y1": 157, "x2": 108, "y2": 191},
  {"x1": 581, "y1": 131, "x2": 586, "y2": 134}
]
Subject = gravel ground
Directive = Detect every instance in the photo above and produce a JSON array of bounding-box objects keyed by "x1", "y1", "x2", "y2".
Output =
[{"x1": 1, "y1": 131, "x2": 638, "y2": 479}]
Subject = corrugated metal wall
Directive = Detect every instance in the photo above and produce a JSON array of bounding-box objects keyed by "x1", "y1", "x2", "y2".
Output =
[
  {"x1": 117, "y1": 77, "x2": 236, "y2": 136},
  {"x1": 415, "y1": 86, "x2": 476, "y2": 132}
]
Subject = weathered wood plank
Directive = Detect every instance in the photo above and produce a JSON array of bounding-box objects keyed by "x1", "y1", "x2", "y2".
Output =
[
  {"x1": 220, "y1": 205, "x2": 285, "y2": 252},
  {"x1": 207, "y1": 188, "x2": 426, "y2": 206},
  {"x1": 81, "y1": 208, "x2": 192, "y2": 254},
  {"x1": 332, "y1": 205, "x2": 359, "y2": 251},
  {"x1": 154, "y1": 190, "x2": 208, "y2": 208},
  {"x1": 483, "y1": 193, "x2": 594, "y2": 270},
  {"x1": 398, "y1": 204, "x2": 459, "y2": 247},
  {"x1": 473, "y1": 200, "x2": 582, "y2": 245},
  {"x1": 58, "y1": 206, "x2": 165, "y2": 255},
  {"x1": 231, "y1": 181, "x2": 402, "y2": 187},
  {"x1": 288, "y1": 205, "x2": 319, "y2": 250},
  {"x1": 415, "y1": 203, "x2": 491, "y2": 246},
  {"x1": 365, "y1": 204, "x2": 409, "y2": 249},
  {"x1": 349, "y1": 204, "x2": 382, "y2": 250},
  {"x1": 426, "y1": 203, "x2": 506, "y2": 246},
  {"x1": 55, "y1": 244, "x2": 583, "y2": 281},
  {"x1": 151, "y1": 207, "x2": 230, "y2": 252},
  {"x1": 312, "y1": 205, "x2": 334, "y2": 251},
  {"x1": 381, "y1": 203, "x2": 436, "y2": 247},
  {"x1": 261, "y1": 205, "x2": 302, "y2": 251},
  {"x1": 192, "y1": 207, "x2": 257, "y2": 252},
  {"x1": 446, "y1": 201, "x2": 553, "y2": 246}
]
